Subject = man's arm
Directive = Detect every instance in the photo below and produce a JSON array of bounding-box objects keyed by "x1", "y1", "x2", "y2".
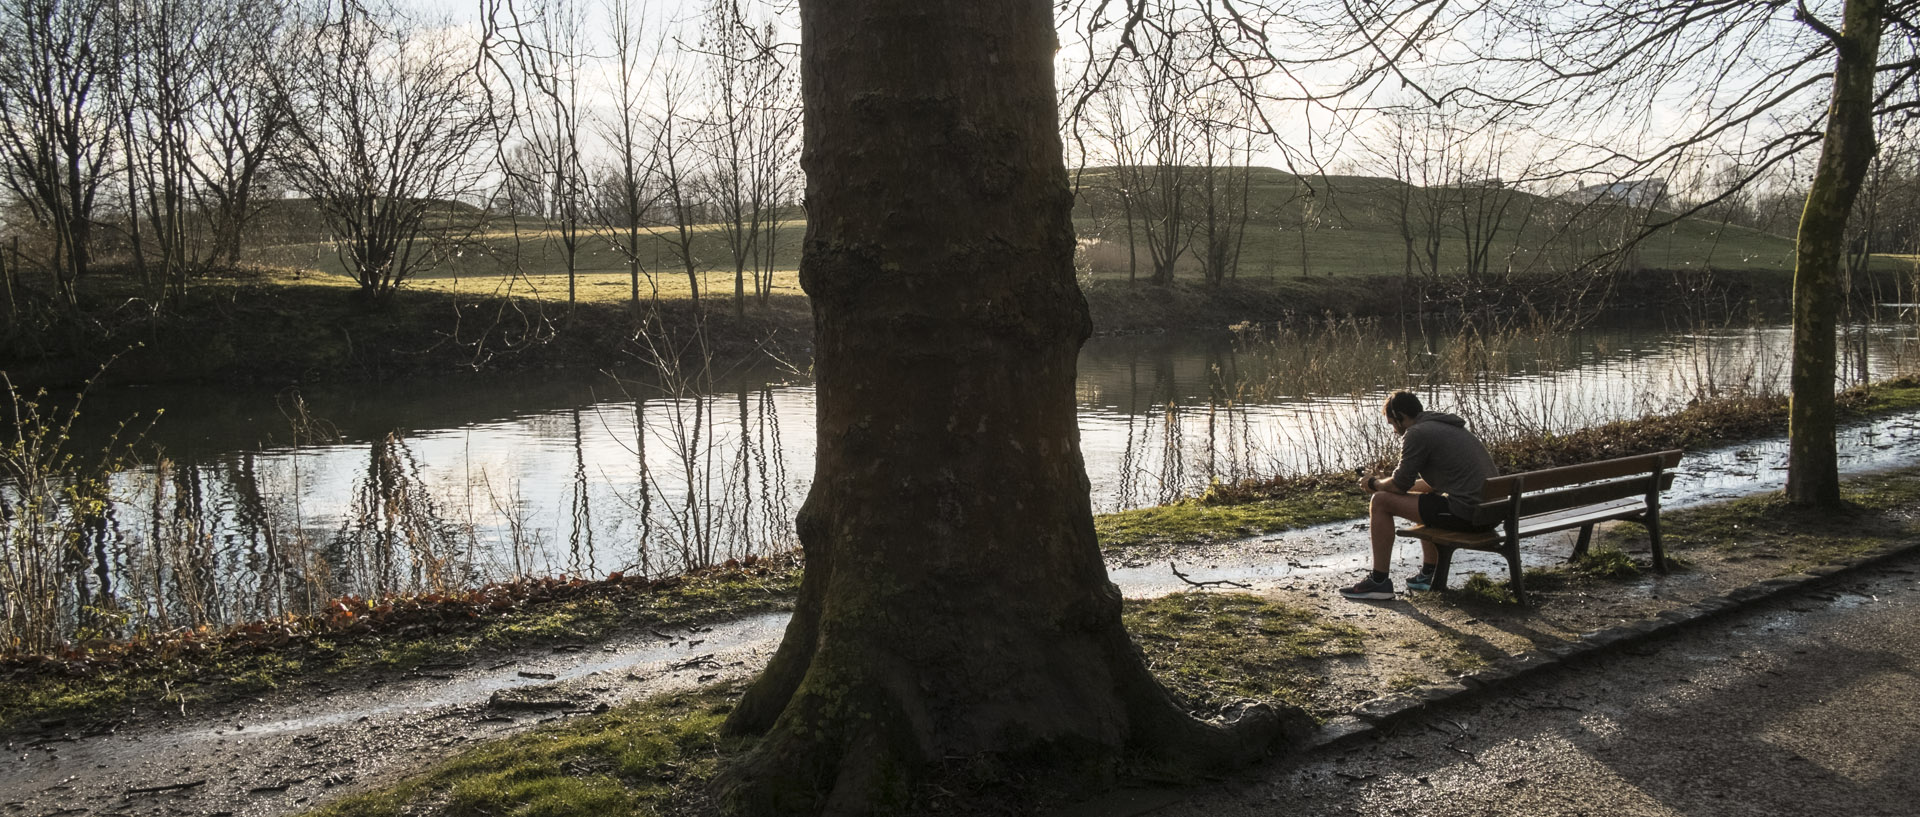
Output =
[
  {"x1": 1360, "y1": 475, "x2": 1434, "y2": 495},
  {"x1": 1361, "y1": 473, "x2": 1410, "y2": 495}
]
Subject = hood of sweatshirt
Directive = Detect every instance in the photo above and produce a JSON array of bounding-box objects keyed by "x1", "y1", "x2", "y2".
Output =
[{"x1": 1418, "y1": 411, "x2": 1468, "y2": 428}]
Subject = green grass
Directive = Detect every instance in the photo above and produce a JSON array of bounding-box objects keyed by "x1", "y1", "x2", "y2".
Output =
[
  {"x1": 221, "y1": 464, "x2": 1920, "y2": 817},
  {"x1": 236, "y1": 166, "x2": 1887, "y2": 304},
  {"x1": 312, "y1": 687, "x2": 734, "y2": 817},
  {"x1": 1632, "y1": 466, "x2": 1920, "y2": 570},
  {"x1": 1095, "y1": 486, "x2": 1364, "y2": 549},
  {"x1": 1070, "y1": 166, "x2": 1807, "y2": 282},
  {"x1": 1122, "y1": 592, "x2": 1365, "y2": 714},
  {"x1": 1840, "y1": 374, "x2": 1920, "y2": 415},
  {"x1": 1572, "y1": 546, "x2": 1644, "y2": 579}
]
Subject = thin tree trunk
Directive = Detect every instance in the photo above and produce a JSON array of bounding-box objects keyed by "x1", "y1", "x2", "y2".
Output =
[
  {"x1": 1787, "y1": 0, "x2": 1883, "y2": 506},
  {"x1": 714, "y1": 2, "x2": 1301, "y2": 813}
]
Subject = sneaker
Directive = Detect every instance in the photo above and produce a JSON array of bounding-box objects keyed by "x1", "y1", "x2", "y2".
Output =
[
  {"x1": 1338, "y1": 574, "x2": 1395, "y2": 600},
  {"x1": 1405, "y1": 568, "x2": 1437, "y2": 592}
]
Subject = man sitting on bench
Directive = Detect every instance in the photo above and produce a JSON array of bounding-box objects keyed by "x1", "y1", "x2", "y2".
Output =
[{"x1": 1341, "y1": 391, "x2": 1499, "y2": 600}]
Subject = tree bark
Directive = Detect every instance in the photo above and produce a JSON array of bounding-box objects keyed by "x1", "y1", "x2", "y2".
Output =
[
  {"x1": 1787, "y1": 0, "x2": 1883, "y2": 506},
  {"x1": 714, "y1": 2, "x2": 1301, "y2": 814}
]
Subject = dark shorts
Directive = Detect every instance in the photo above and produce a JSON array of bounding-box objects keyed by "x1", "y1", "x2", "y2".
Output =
[{"x1": 1418, "y1": 493, "x2": 1494, "y2": 532}]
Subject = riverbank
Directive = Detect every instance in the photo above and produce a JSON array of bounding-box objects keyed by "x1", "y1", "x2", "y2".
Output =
[
  {"x1": 5, "y1": 376, "x2": 1916, "y2": 732},
  {"x1": 0, "y1": 269, "x2": 817, "y2": 388},
  {"x1": 8, "y1": 455, "x2": 1915, "y2": 817},
  {"x1": 2, "y1": 263, "x2": 1868, "y2": 389}
]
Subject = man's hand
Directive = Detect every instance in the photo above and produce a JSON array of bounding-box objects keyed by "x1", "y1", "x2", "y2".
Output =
[{"x1": 1358, "y1": 475, "x2": 1376, "y2": 494}]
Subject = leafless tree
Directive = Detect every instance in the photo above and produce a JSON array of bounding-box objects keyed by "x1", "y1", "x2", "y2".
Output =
[
  {"x1": 185, "y1": 1, "x2": 290, "y2": 271},
  {"x1": 718, "y1": 3, "x2": 1299, "y2": 811},
  {"x1": 590, "y1": 0, "x2": 665, "y2": 307},
  {"x1": 1194, "y1": 94, "x2": 1255, "y2": 287},
  {"x1": 271, "y1": 0, "x2": 494, "y2": 302},
  {"x1": 648, "y1": 57, "x2": 709, "y2": 307},
  {"x1": 695, "y1": 0, "x2": 798, "y2": 317},
  {"x1": 0, "y1": 0, "x2": 118, "y2": 307},
  {"x1": 489, "y1": 0, "x2": 590, "y2": 304}
]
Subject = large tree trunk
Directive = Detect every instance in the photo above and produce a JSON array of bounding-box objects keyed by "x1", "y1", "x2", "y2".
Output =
[
  {"x1": 714, "y1": 2, "x2": 1301, "y2": 814},
  {"x1": 1787, "y1": 0, "x2": 1883, "y2": 506}
]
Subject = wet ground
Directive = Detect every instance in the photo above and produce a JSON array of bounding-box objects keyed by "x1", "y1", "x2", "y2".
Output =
[
  {"x1": 5, "y1": 410, "x2": 1918, "y2": 817},
  {"x1": 1142, "y1": 545, "x2": 1920, "y2": 817}
]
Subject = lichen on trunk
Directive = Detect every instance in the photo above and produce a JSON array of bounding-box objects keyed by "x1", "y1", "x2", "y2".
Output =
[{"x1": 713, "y1": 2, "x2": 1305, "y2": 814}]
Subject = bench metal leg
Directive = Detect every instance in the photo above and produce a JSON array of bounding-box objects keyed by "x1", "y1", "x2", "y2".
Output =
[
  {"x1": 1647, "y1": 511, "x2": 1669, "y2": 574},
  {"x1": 1571, "y1": 524, "x2": 1593, "y2": 562},
  {"x1": 1507, "y1": 540, "x2": 1528, "y2": 606},
  {"x1": 1432, "y1": 546, "x2": 1457, "y2": 592}
]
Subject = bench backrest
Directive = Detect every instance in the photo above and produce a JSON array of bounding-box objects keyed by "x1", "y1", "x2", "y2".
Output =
[{"x1": 1469, "y1": 449, "x2": 1683, "y2": 528}]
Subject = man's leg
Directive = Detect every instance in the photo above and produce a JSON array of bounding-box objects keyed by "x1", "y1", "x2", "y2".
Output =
[
  {"x1": 1367, "y1": 490, "x2": 1425, "y2": 573},
  {"x1": 1406, "y1": 481, "x2": 1438, "y2": 564}
]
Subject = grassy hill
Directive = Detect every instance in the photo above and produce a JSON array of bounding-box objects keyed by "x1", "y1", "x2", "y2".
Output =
[
  {"x1": 1069, "y1": 166, "x2": 1802, "y2": 284},
  {"x1": 237, "y1": 168, "x2": 1917, "y2": 306}
]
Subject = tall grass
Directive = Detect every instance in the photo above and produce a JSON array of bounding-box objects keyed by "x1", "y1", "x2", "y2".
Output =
[
  {"x1": 1095, "y1": 304, "x2": 1920, "y2": 510},
  {"x1": 1, "y1": 372, "x2": 159, "y2": 653},
  {"x1": 0, "y1": 322, "x2": 802, "y2": 654}
]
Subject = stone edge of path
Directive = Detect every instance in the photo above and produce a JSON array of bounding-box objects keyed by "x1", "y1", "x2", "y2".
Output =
[{"x1": 1304, "y1": 538, "x2": 1920, "y2": 754}]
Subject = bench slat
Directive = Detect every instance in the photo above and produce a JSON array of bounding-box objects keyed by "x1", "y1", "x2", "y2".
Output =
[
  {"x1": 1398, "y1": 497, "x2": 1646, "y2": 551},
  {"x1": 1481, "y1": 449, "x2": 1683, "y2": 502},
  {"x1": 1469, "y1": 471, "x2": 1675, "y2": 527}
]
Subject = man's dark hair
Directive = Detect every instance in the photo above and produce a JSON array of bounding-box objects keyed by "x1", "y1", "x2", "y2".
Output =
[{"x1": 1383, "y1": 390, "x2": 1423, "y2": 422}]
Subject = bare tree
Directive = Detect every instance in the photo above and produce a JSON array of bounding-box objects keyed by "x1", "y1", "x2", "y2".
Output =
[
  {"x1": 1082, "y1": 85, "x2": 1147, "y2": 282},
  {"x1": 648, "y1": 58, "x2": 708, "y2": 307},
  {"x1": 1361, "y1": 0, "x2": 1917, "y2": 503},
  {"x1": 185, "y1": 0, "x2": 290, "y2": 271},
  {"x1": 591, "y1": 0, "x2": 664, "y2": 307},
  {"x1": 118, "y1": 0, "x2": 218, "y2": 301},
  {"x1": 695, "y1": 0, "x2": 797, "y2": 318},
  {"x1": 272, "y1": 1, "x2": 493, "y2": 302},
  {"x1": 491, "y1": 0, "x2": 590, "y2": 305},
  {"x1": 1194, "y1": 94, "x2": 1255, "y2": 287},
  {"x1": 0, "y1": 0, "x2": 118, "y2": 307}
]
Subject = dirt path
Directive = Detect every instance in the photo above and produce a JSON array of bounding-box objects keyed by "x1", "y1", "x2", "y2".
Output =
[
  {"x1": 5, "y1": 410, "x2": 1918, "y2": 817},
  {"x1": 3, "y1": 614, "x2": 787, "y2": 817},
  {"x1": 1149, "y1": 548, "x2": 1920, "y2": 817}
]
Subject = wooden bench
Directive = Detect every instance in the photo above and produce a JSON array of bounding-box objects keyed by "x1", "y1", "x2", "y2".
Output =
[{"x1": 1396, "y1": 449, "x2": 1682, "y2": 604}]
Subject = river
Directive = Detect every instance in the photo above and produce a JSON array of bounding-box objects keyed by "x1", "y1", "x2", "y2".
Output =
[{"x1": 7, "y1": 309, "x2": 1918, "y2": 643}]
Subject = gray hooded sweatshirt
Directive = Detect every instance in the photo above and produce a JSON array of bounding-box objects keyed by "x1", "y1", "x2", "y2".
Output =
[{"x1": 1390, "y1": 411, "x2": 1499, "y2": 519}]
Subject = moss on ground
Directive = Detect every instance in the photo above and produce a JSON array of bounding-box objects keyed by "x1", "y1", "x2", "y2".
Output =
[
  {"x1": 1122, "y1": 592, "x2": 1365, "y2": 716},
  {"x1": 302, "y1": 592, "x2": 1383, "y2": 817},
  {"x1": 1095, "y1": 486, "x2": 1364, "y2": 549},
  {"x1": 0, "y1": 563, "x2": 800, "y2": 732},
  {"x1": 198, "y1": 464, "x2": 1920, "y2": 817},
  {"x1": 1839, "y1": 374, "x2": 1920, "y2": 415},
  {"x1": 1634, "y1": 465, "x2": 1920, "y2": 570},
  {"x1": 312, "y1": 687, "x2": 735, "y2": 817}
]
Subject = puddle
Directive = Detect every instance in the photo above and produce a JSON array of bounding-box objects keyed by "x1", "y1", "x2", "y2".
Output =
[
  {"x1": 1114, "y1": 409, "x2": 1920, "y2": 595},
  {"x1": 182, "y1": 612, "x2": 794, "y2": 740}
]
